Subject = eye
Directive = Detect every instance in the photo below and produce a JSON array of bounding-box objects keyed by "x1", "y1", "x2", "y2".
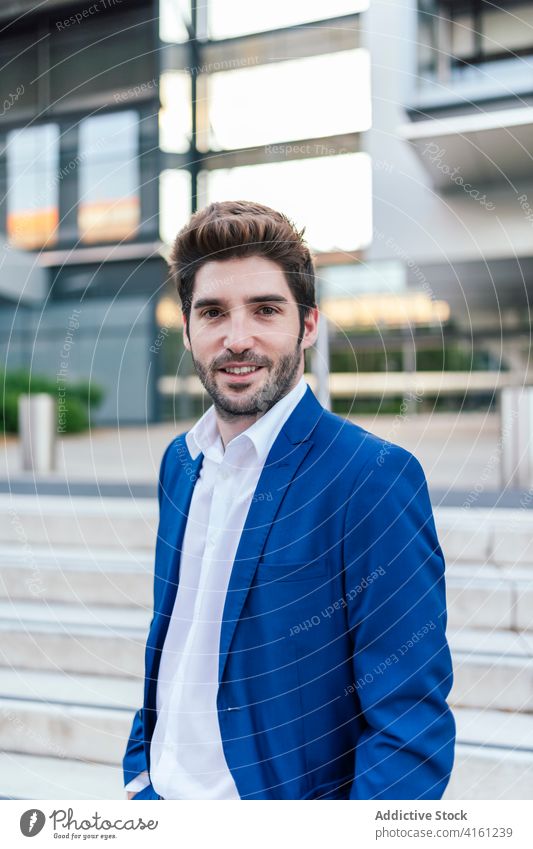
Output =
[
  {"x1": 202, "y1": 308, "x2": 223, "y2": 319},
  {"x1": 257, "y1": 306, "x2": 278, "y2": 316}
]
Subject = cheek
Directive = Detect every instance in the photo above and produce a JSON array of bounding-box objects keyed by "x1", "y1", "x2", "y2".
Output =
[
  {"x1": 189, "y1": 325, "x2": 218, "y2": 353},
  {"x1": 262, "y1": 323, "x2": 300, "y2": 350}
]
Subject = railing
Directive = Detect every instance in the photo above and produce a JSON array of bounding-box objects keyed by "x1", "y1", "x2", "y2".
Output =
[{"x1": 158, "y1": 371, "x2": 526, "y2": 399}]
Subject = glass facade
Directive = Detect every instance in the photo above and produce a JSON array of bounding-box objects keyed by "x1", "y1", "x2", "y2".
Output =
[
  {"x1": 205, "y1": 152, "x2": 372, "y2": 252},
  {"x1": 0, "y1": 0, "x2": 372, "y2": 423},
  {"x1": 6, "y1": 124, "x2": 60, "y2": 249},
  {"x1": 159, "y1": 72, "x2": 192, "y2": 153},
  {"x1": 418, "y1": 0, "x2": 533, "y2": 81},
  {"x1": 78, "y1": 111, "x2": 140, "y2": 244},
  {"x1": 208, "y1": 0, "x2": 368, "y2": 40},
  {"x1": 157, "y1": 1, "x2": 370, "y2": 254},
  {"x1": 206, "y1": 50, "x2": 371, "y2": 151},
  {"x1": 159, "y1": 0, "x2": 191, "y2": 42},
  {"x1": 159, "y1": 169, "x2": 191, "y2": 244}
]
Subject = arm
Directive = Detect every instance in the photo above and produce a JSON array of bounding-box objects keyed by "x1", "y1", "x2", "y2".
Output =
[{"x1": 343, "y1": 444, "x2": 455, "y2": 800}]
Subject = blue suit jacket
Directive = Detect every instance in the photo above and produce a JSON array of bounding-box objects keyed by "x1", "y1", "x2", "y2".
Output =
[{"x1": 124, "y1": 385, "x2": 455, "y2": 800}]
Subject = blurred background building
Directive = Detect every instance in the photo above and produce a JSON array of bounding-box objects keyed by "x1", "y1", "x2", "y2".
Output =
[
  {"x1": 1, "y1": 0, "x2": 533, "y2": 802},
  {"x1": 2, "y1": 0, "x2": 531, "y2": 425}
]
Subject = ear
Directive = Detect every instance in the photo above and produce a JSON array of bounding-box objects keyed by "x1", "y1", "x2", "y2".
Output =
[
  {"x1": 182, "y1": 314, "x2": 191, "y2": 351},
  {"x1": 301, "y1": 306, "x2": 320, "y2": 350}
]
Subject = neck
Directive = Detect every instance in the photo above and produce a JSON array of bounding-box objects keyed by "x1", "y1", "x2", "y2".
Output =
[{"x1": 216, "y1": 411, "x2": 263, "y2": 450}]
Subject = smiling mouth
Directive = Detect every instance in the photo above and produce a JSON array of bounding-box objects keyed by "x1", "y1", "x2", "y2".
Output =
[
  {"x1": 219, "y1": 366, "x2": 263, "y2": 383},
  {"x1": 219, "y1": 365, "x2": 263, "y2": 375}
]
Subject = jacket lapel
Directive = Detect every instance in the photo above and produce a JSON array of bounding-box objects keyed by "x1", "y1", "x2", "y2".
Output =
[
  {"x1": 218, "y1": 386, "x2": 324, "y2": 684},
  {"x1": 145, "y1": 436, "x2": 204, "y2": 713}
]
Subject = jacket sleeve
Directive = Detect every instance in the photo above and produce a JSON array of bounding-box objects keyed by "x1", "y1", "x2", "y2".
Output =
[
  {"x1": 122, "y1": 441, "x2": 173, "y2": 789},
  {"x1": 123, "y1": 709, "x2": 150, "y2": 788},
  {"x1": 343, "y1": 443, "x2": 456, "y2": 800}
]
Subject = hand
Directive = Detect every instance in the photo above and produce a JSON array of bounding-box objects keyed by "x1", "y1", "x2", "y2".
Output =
[{"x1": 126, "y1": 792, "x2": 136, "y2": 800}]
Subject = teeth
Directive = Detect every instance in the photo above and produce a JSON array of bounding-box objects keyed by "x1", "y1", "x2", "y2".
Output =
[{"x1": 223, "y1": 366, "x2": 259, "y2": 374}]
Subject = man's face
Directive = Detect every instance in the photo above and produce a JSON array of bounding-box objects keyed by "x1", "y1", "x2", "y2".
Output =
[{"x1": 183, "y1": 255, "x2": 318, "y2": 420}]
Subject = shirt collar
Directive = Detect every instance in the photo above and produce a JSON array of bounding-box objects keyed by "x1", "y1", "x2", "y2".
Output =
[{"x1": 186, "y1": 375, "x2": 308, "y2": 463}]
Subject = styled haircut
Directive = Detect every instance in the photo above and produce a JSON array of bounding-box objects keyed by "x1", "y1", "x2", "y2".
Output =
[{"x1": 168, "y1": 200, "x2": 316, "y2": 341}]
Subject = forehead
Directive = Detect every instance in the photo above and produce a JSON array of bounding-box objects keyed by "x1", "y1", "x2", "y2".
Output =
[{"x1": 193, "y1": 255, "x2": 293, "y2": 304}]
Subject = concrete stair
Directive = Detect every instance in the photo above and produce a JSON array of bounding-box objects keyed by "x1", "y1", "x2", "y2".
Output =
[
  {"x1": 0, "y1": 753, "x2": 125, "y2": 800},
  {"x1": 446, "y1": 707, "x2": 533, "y2": 800},
  {"x1": 0, "y1": 495, "x2": 532, "y2": 798}
]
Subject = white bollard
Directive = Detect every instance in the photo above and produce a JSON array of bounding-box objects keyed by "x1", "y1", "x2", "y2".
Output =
[
  {"x1": 500, "y1": 387, "x2": 533, "y2": 489},
  {"x1": 18, "y1": 393, "x2": 57, "y2": 474}
]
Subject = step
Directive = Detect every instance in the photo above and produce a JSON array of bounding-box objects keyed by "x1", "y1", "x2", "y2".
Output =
[
  {"x1": 0, "y1": 494, "x2": 157, "y2": 550},
  {"x1": 0, "y1": 545, "x2": 153, "y2": 607},
  {"x1": 0, "y1": 598, "x2": 149, "y2": 678},
  {"x1": 446, "y1": 745, "x2": 533, "y2": 800},
  {"x1": 435, "y1": 507, "x2": 533, "y2": 566},
  {"x1": 0, "y1": 598, "x2": 151, "y2": 631},
  {"x1": 446, "y1": 564, "x2": 533, "y2": 631},
  {"x1": 2, "y1": 726, "x2": 532, "y2": 800},
  {"x1": 450, "y1": 627, "x2": 533, "y2": 656},
  {"x1": 1, "y1": 548, "x2": 532, "y2": 630},
  {"x1": 447, "y1": 705, "x2": 533, "y2": 798},
  {"x1": 453, "y1": 706, "x2": 533, "y2": 750},
  {"x1": 3, "y1": 548, "x2": 532, "y2": 627},
  {"x1": 3, "y1": 496, "x2": 533, "y2": 567},
  {"x1": 0, "y1": 698, "x2": 134, "y2": 766},
  {"x1": 0, "y1": 667, "x2": 142, "y2": 710},
  {"x1": 0, "y1": 752, "x2": 126, "y2": 799},
  {"x1": 0, "y1": 695, "x2": 530, "y2": 799},
  {"x1": 0, "y1": 670, "x2": 139, "y2": 769},
  {"x1": 449, "y1": 629, "x2": 533, "y2": 712}
]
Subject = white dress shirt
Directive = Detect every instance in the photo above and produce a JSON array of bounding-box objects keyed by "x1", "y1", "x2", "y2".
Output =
[{"x1": 126, "y1": 376, "x2": 308, "y2": 799}]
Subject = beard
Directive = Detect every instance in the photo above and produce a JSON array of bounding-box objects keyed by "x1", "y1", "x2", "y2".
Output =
[{"x1": 191, "y1": 343, "x2": 302, "y2": 422}]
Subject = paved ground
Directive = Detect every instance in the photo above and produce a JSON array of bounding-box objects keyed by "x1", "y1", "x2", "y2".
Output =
[{"x1": 1, "y1": 411, "x2": 525, "y2": 507}]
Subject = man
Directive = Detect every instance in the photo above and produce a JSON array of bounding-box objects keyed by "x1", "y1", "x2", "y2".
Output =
[{"x1": 123, "y1": 200, "x2": 455, "y2": 800}]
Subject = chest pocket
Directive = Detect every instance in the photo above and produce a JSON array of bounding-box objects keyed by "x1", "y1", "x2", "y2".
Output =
[{"x1": 254, "y1": 559, "x2": 329, "y2": 583}]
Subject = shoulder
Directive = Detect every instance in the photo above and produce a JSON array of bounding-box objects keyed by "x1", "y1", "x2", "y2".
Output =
[{"x1": 313, "y1": 407, "x2": 425, "y2": 486}]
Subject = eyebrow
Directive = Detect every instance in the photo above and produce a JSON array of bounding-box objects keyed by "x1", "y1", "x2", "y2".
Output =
[{"x1": 192, "y1": 294, "x2": 290, "y2": 310}]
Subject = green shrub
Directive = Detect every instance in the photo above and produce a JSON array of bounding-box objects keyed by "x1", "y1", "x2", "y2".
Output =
[
  {"x1": 57, "y1": 396, "x2": 89, "y2": 433},
  {"x1": 0, "y1": 370, "x2": 104, "y2": 435}
]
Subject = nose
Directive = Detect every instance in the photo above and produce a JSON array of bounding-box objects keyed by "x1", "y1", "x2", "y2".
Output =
[{"x1": 223, "y1": 307, "x2": 255, "y2": 353}]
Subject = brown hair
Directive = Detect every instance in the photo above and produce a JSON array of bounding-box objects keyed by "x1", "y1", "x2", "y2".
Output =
[{"x1": 168, "y1": 200, "x2": 316, "y2": 341}]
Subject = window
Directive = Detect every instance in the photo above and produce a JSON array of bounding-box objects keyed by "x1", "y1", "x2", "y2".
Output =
[
  {"x1": 204, "y1": 152, "x2": 372, "y2": 252},
  {"x1": 482, "y1": 3, "x2": 533, "y2": 56},
  {"x1": 6, "y1": 124, "x2": 60, "y2": 249},
  {"x1": 419, "y1": 0, "x2": 533, "y2": 80},
  {"x1": 208, "y1": 0, "x2": 368, "y2": 40},
  {"x1": 159, "y1": 169, "x2": 191, "y2": 244},
  {"x1": 159, "y1": 72, "x2": 192, "y2": 153},
  {"x1": 78, "y1": 111, "x2": 140, "y2": 244},
  {"x1": 159, "y1": 0, "x2": 191, "y2": 42},
  {"x1": 205, "y1": 50, "x2": 371, "y2": 151}
]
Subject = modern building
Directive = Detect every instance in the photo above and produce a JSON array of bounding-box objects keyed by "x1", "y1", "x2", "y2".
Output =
[
  {"x1": 0, "y1": 0, "x2": 374, "y2": 424},
  {"x1": 0, "y1": 0, "x2": 529, "y2": 424},
  {"x1": 363, "y1": 0, "x2": 533, "y2": 406}
]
